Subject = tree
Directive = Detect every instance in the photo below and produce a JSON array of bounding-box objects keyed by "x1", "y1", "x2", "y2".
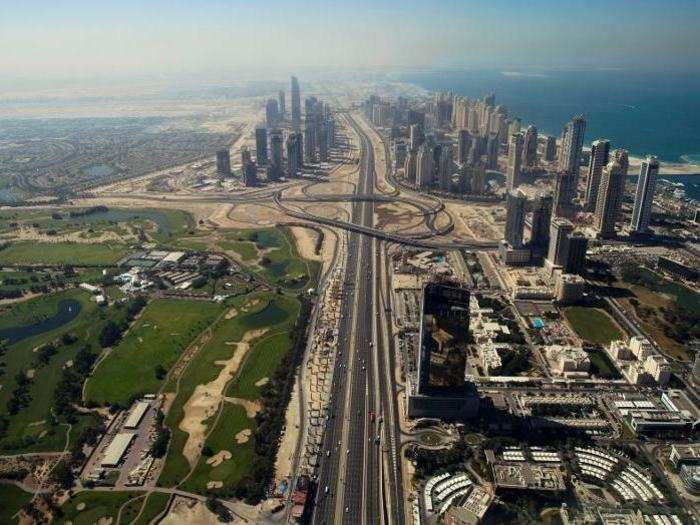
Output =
[
  {"x1": 154, "y1": 364, "x2": 167, "y2": 380},
  {"x1": 99, "y1": 321, "x2": 121, "y2": 348}
]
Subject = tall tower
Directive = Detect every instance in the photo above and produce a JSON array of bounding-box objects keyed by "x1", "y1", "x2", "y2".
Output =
[
  {"x1": 265, "y1": 98, "x2": 279, "y2": 128},
  {"x1": 485, "y1": 133, "x2": 499, "y2": 169},
  {"x1": 504, "y1": 190, "x2": 526, "y2": 248},
  {"x1": 630, "y1": 156, "x2": 659, "y2": 233},
  {"x1": 416, "y1": 143, "x2": 434, "y2": 189},
  {"x1": 290, "y1": 76, "x2": 301, "y2": 130},
  {"x1": 544, "y1": 136, "x2": 557, "y2": 162},
  {"x1": 565, "y1": 234, "x2": 588, "y2": 274},
  {"x1": 267, "y1": 129, "x2": 284, "y2": 181},
  {"x1": 409, "y1": 124, "x2": 424, "y2": 151},
  {"x1": 584, "y1": 139, "x2": 610, "y2": 211},
  {"x1": 216, "y1": 149, "x2": 231, "y2": 176},
  {"x1": 530, "y1": 193, "x2": 553, "y2": 253},
  {"x1": 404, "y1": 150, "x2": 417, "y2": 184},
  {"x1": 522, "y1": 125, "x2": 538, "y2": 167},
  {"x1": 506, "y1": 133, "x2": 524, "y2": 191},
  {"x1": 594, "y1": 160, "x2": 625, "y2": 238},
  {"x1": 278, "y1": 90, "x2": 286, "y2": 117},
  {"x1": 556, "y1": 115, "x2": 586, "y2": 212},
  {"x1": 255, "y1": 127, "x2": 268, "y2": 166},
  {"x1": 457, "y1": 129, "x2": 471, "y2": 164},
  {"x1": 437, "y1": 145, "x2": 453, "y2": 191},
  {"x1": 547, "y1": 217, "x2": 574, "y2": 267},
  {"x1": 286, "y1": 132, "x2": 303, "y2": 178}
]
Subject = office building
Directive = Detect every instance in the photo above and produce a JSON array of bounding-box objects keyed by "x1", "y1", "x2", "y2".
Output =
[
  {"x1": 394, "y1": 141, "x2": 407, "y2": 169},
  {"x1": 304, "y1": 123, "x2": 316, "y2": 163},
  {"x1": 286, "y1": 132, "x2": 303, "y2": 178},
  {"x1": 216, "y1": 149, "x2": 230, "y2": 176},
  {"x1": 278, "y1": 90, "x2": 285, "y2": 116},
  {"x1": 594, "y1": 160, "x2": 625, "y2": 238},
  {"x1": 404, "y1": 150, "x2": 418, "y2": 184},
  {"x1": 267, "y1": 129, "x2": 284, "y2": 181},
  {"x1": 506, "y1": 133, "x2": 524, "y2": 191},
  {"x1": 409, "y1": 124, "x2": 424, "y2": 151},
  {"x1": 437, "y1": 145, "x2": 453, "y2": 191},
  {"x1": 547, "y1": 217, "x2": 573, "y2": 267},
  {"x1": 530, "y1": 193, "x2": 553, "y2": 253},
  {"x1": 630, "y1": 156, "x2": 659, "y2": 233},
  {"x1": 565, "y1": 234, "x2": 588, "y2": 274},
  {"x1": 504, "y1": 190, "x2": 526, "y2": 248},
  {"x1": 559, "y1": 115, "x2": 586, "y2": 175},
  {"x1": 485, "y1": 132, "x2": 499, "y2": 169},
  {"x1": 243, "y1": 160, "x2": 257, "y2": 187},
  {"x1": 544, "y1": 136, "x2": 557, "y2": 162},
  {"x1": 265, "y1": 98, "x2": 279, "y2": 128},
  {"x1": 317, "y1": 121, "x2": 329, "y2": 162},
  {"x1": 584, "y1": 139, "x2": 610, "y2": 211},
  {"x1": 523, "y1": 125, "x2": 538, "y2": 167},
  {"x1": 457, "y1": 129, "x2": 471, "y2": 164},
  {"x1": 255, "y1": 127, "x2": 268, "y2": 165}
]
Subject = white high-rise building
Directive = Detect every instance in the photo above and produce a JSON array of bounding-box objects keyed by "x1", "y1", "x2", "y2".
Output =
[
  {"x1": 594, "y1": 160, "x2": 625, "y2": 238},
  {"x1": 416, "y1": 143, "x2": 434, "y2": 189},
  {"x1": 630, "y1": 156, "x2": 659, "y2": 233},
  {"x1": 506, "y1": 133, "x2": 524, "y2": 191},
  {"x1": 584, "y1": 139, "x2": 610, "y2": 211}
]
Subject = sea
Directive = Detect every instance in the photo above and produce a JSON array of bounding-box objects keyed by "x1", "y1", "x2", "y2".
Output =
[{"x1": 398, "y1": 68, "x2": 700, "y2": 199}]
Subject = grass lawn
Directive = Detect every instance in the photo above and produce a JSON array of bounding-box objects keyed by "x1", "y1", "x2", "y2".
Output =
[
  {"x1": 179, "y1": 403, "x2": 255, "y2": 495},
  {"x1": 0, "y1": 241, "x2": 128, "y2": 266},
  {"x1": 587, "y1": 347, "x2": 621, "y2": 379},
  {"x1": 117, "y1": 494, "x2": 147, "y2": 524},
  {"x1": 132, "y1": 492, "x2": 171, "y2": 525},
  {"x1": 564, "y1": 307, "x2": 624, "y2": 346},
  {"x1": 59, "y1": 491, "x2": 144, "y2": 525},
  {"x1": 0, "y1": 484, "x2": 32, "y2": 524},
  {"x1": 158, "y1": 292, "x2": 299, "y2": 489},
  {"x1": 0, "y1": 289, "x2": 109, "y2": 453},
  {"x1": 85, "y1": 298, "x2": 222, "y2": 406}
]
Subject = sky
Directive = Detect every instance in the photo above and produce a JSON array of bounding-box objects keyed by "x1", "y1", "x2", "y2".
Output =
[{"x1": 1, "y1": 0, "x2": 699, "y2": 80}]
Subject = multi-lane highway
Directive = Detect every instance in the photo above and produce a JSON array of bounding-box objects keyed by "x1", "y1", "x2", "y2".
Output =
[{"x1": 311, "y1": 114, "x2": 403, "y2": 525}]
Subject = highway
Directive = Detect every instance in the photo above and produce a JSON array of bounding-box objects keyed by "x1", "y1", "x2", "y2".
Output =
[{"x1": 311, "y1": 114, "x2": 403, "y2": 525}]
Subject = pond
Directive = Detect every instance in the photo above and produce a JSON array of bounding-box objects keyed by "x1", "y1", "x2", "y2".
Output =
[
  {"x1": 242, "y1": 301, "x2": 290, "y2": 329},
  {"x1": 69, "y1": 209, "x2": 174, "y2": 236},
  {"x1": 0, "y1": 299, "x2": 82, "y2": 345}
]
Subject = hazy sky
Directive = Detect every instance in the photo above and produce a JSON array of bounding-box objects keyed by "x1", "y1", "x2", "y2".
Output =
[{"x1": 2, "y1": 0, "x2": 699, "y2": 79}]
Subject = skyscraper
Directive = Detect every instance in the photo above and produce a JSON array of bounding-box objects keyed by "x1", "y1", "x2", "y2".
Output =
[
  {"x1": 584, "y1": 139, "x2": 610, "y2": 211},
  {"x1": 630, "y1": 156, "x2": 659, "y2": 233},
  {"x1": 504, "y1": 190, "x2": 526, "y2": 248},
  {"x1": 216, "y1": 149, "x2": 230, "y2": 176},
  {"x1": 255, "y1": 127, "x2": 268, "y2": 166},
  {"x1": 522, "y1": 125, "x2": 538, "y2": 167},
  {"x1": 437, "y1": 145, "x2": 453, "y2": 191},
  {"x1": 506, "y1": 132, "x2": 524, "y2": 191},
  {"x1": 265, "y1": 98, "x2": 279, "y2": 128},
  {"x1": 394, "y1": 141, "x2": 407, "y2": 170},
  {"x1": 409, "y1": 124, "x2": 424, "y2": 151},
  {"x1": 416, "y1": 143, "x2": 434, "y2": 189},
  {"x1": 404, "y1": 150, "x2": 418, "y2": 184},
  {"x1": 594, "y1": 160, "x2": 625, "y2": 238},
  {"x1": 278, "y1": 90, "x2": 285, "y2": 117},
  {"x1": 556, "y1": 115, "x2": 586, "y2": 212},
  {"x1": 530, "y1": 193, "x2": 553, "y2": 253},
  {"x1": 267, "y1": 129, "x2": 284, "y2": 181},
  {"x1": 544, "y1": 136, "x2": 557, "y2": 162},
  {"x1": 565, "y1": 234, "x2": 588, "y2": 274},
  {"x1": 547, "y1": 217, "x2": 574, "y2": 267},
  {"x1": 243, "y1": 160, "x2": 257, "y2": 187},
  {"x1": 457, "y1": 129, "x2": 471, "y2": 164},
  {"x1": 290, "y1": 76, "x2": 301, "y2": 130},
  {"x1": 485, "y1": 133, "x2": 499, "y2": 170},
  {"x1": 286, "y1": 132, "x2": 303, "y2": 178}
]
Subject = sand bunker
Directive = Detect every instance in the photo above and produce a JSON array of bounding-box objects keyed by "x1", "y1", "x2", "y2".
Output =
[
  {"x1": 235, "y1": 429, "x2": 252, "y2": 444},
  {"x1": 254, "y1": 377, "x2": 269, "y2": 387},
  {"x1": 206, "y1": 481, "x2": 223, "y2": 489},
  {"x1": 224, "y1": 307, "x2": 238, "y2": 319},
  {"x1": 76, "y1": 503, "x2": 86, "y2": 511},
  {"x1": 224, "y1": 397, "x2": 261, "y2": 418},
  {"x1": 179, "y1": 328, "x2": 267, "y2": 466},
  {"x1": 205, "y1": 450, "x2": 231, "y2": 467}
]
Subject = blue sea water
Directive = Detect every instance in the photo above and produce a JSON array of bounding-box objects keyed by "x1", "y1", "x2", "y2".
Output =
[{"x1": 398, "y1": 69, "x2": 700, "y2": 167}]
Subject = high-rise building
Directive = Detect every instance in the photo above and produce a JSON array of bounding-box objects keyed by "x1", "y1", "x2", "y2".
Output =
[
  {"x1": 304, "y1": 124, "x2": 315, "y2": 163},
  {"x1": 558, "y1": 115, "x2": 586, "y2": 175},
  {"x1": 255, "y1": 127, "x2": 268, "y2": 166},
  {"x1": 404, "y1": 150, "x2": 418, "y2": 184},
  {"x1": 630, "y1": 156, "x2": 659, "y2": 233},
  {"x1": 544, "y1": 135, "x2": 557, "y2": 162},
  {"x1": 594, "y1": 160, "x2": 625, "y2": 238},
  {"x1": 265, "y1": 98, "x2": 279, "y2": 128},
  {"x1": 278, "y1": 90, "x2": 285, "y2": 116},
  {"x1": 241, "y1": 147, "x2": 251, "y2": 165},
  {"x1": 317, "y1": 121, "x2": 329, "y2": 162},
  {"x1": 457, "y1": 129, "x2": 471, "y2": 164},
  {"x1": 437, "y1": 145, "x2": 453, "y2": 191},
  {"x1": 286, "y1": 132, "x2": 303, "y2": 178},
  {"x1": 216, "y1": 149, "x2": 230, "y2": 176},
  {"x1": 394, "y1": 141, "x2": 407, "y2": 170},
  {"x1": 485, "y1": 133, "x2": 499, "y2": 170},
  {"x1": 243, "y1": 160, "x2": 257, "y2": 187},
  {"x1": 530, "y1": 193, "x2": 553, "y2": 253},
  {"x1": 416, "y1": 143, "x2": 434, "y2": 189},
  {"x1": 267, "y1": 129, "x2": 284, "y2": 181},
  {"x1": 584, "y1": 139, "x2": 610, "y2": 211},
  {"x1": 409, "y1": 124, "x2": 424, "y2": 151},
  {"x1": 565, "y1": 234, "x2": 588, "y2": 274},
  {"x1": 547, "y1": 217, "x2": 574, "y2": 267},
  {"x1": 523, "y1": 125, "x2": 538, "y2": 167},
  {"x1": 504, "y1": 190, "x2": 527, "y2": 248},
  {"x1": 612, "y1": 148, "x2": 629, "y2": 177},
  {"x1": 507, "y1": 117, "x2": 521, "y2": 138},
  {"x1": 506, "y1": 133, "x2": 524, "y2": 191},
  {"x1": 290, "y1": 76, "x2": 301, "y2": 130}
]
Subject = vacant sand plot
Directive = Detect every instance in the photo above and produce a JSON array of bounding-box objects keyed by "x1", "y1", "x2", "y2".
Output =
[
  {"x1": 179, "y1": 328, "x2": 267, "y2": 466},
  {"x1": 161, "y1": 497, "x2": 220, "y2": 525}
]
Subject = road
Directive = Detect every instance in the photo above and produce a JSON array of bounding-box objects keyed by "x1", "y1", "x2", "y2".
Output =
[{"x1": 311, "y1": 113, "x2": 403, "y2": 525}]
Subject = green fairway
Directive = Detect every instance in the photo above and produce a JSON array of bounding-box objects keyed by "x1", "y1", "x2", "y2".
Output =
[
  {"x1": 0, "y1": 484, "x2": 32, "y2": 524},
  {"x1": 59, "y1": 491, "x2": 144, "y2": 525},
  {"x1": 227, "y1": 331, "x2": 292, "y2": 400},
  {"x1": 0, "y1": 289, "x2": 109, "y2": 453},
  {"x1": 85, "y1": 298, "x2": 222, "y2": 406},
  {"x1": 0, "y1": 241, "x2": 128, "y2": 266},
  {"x1": 564, "y1": 307, "x2": 624, "y2": 346},
  {"x1": 158, "y1": 293, "x2": 299, "y2": 489},
  {"x1": 131, "y1": 492, "x2": 171, "y2": 525}
]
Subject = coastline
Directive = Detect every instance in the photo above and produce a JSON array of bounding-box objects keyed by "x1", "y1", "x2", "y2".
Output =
[{"x1": 626, "y1": 154, "x2": 700, "y2": 176}]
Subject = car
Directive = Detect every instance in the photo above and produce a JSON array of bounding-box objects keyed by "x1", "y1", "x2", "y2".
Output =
[
  {"x1": 346, "y1": 449, "x2": 350, "y2": 454},
  {"x1": 325, "y1": 486, "x2": 329, "y2": 494},
  {"x1": 326, "y1": 450, "x2": 330, "y2": 457}
]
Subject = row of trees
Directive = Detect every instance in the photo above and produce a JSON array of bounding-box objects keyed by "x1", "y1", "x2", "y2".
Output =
[{"x1": 98, "y1": 295, "x2": 147, "y2": 348}]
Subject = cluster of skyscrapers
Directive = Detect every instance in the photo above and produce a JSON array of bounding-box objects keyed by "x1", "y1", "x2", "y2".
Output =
[{"x1": 217, "y1": 76, "x2": 334, "y2": 186}]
